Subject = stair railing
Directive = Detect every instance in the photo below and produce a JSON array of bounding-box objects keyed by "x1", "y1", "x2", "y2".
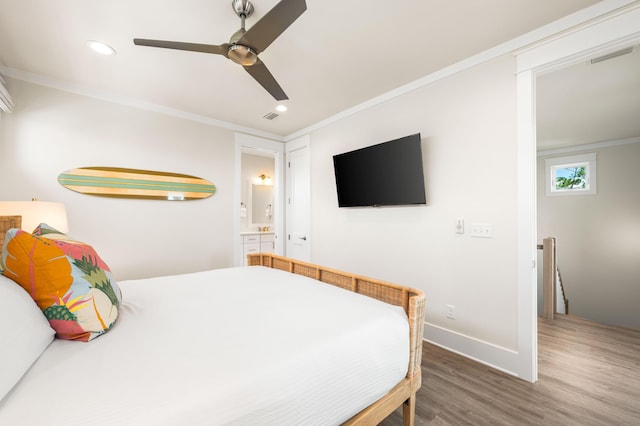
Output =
[{"x1": 537, "y1": 237, "x2": 560, "y2": 320}]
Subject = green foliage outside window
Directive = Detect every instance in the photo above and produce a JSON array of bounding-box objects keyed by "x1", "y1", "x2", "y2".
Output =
[{"x1": 555, "y1": 166, "x2": 586, "y2": 189}]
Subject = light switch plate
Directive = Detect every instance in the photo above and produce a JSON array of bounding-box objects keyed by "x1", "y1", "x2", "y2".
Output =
[{"x1": 471, "y1": 223, "x2": 492, "y2": 238}]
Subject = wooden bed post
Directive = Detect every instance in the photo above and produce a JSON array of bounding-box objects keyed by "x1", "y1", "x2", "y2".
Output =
[{"x1": 403, "y1": 395, "x2": 416, "y2": 426}]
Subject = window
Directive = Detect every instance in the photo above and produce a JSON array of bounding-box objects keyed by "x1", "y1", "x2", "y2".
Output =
[{"x1": 545, "y1": 153, "x2": 597, "y2": 196}]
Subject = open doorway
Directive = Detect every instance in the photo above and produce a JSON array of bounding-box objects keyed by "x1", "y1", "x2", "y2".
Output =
[
  {"x1": 240, "y1": 149, "x2": 275, "y2": 233},
  {"x1": 234, "y1": 133, "x2": 284, "y2": 266},
  {"x1": 535, "y1": 46, "x2": 640, "y2": 329},
  {"x1": 515, "y1": 6, "x2": 640, "y2": 382}
]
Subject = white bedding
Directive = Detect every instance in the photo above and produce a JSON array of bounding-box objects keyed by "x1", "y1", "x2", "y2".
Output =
[{"x1": 0, "y1": 266, "x2": 409, "y2": 425}]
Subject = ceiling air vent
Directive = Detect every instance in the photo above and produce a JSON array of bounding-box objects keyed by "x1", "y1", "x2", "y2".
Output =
[
  {"x1": 263, "y1": 112, "x2": 279, "y2": 120},
  {"x1": 590, "y1": 46, "x2": 634, "y2": 64}
]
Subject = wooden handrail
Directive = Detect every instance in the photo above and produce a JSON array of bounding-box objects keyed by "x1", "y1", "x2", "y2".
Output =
[
  {"x1": 541, "y1": 237, "x2": 556, "y2": 319},
  {"x1": 537, "y1": 239, "x2": 570, "y2": 318},
  {"x1": 537, "y1": 238, "x2": 570, "y2": 318}
]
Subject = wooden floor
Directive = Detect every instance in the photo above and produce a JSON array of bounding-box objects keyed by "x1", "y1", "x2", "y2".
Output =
[{"x1": 380, "y1": 315, "x2": 640, "y2": 425}]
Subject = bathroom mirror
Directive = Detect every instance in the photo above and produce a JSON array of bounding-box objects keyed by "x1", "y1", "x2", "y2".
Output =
[{"x1": 249, "y1": 184, "x2": 274, "y2": 228}]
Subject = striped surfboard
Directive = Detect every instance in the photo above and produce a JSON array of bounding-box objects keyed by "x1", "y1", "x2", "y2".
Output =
[{"x1": 58, "y1": 167, "x2": 216, "y2": 200}]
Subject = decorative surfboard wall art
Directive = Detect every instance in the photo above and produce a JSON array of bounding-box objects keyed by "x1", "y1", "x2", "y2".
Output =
[{"x1": 58, "y1": 167, "x2": 216, "y2": 201}]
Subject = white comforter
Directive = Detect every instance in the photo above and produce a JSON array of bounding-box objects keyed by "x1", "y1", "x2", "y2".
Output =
[{"x1": 0, "y1": 266, "x2": 409, "y2": 425}]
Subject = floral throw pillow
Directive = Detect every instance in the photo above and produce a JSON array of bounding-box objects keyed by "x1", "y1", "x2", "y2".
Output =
[{"x1": 1, "y1": 224, "x2": 121, "y2": 341}]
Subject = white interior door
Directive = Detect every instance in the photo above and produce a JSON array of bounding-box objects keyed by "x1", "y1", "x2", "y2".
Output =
[{"x1": 286, "y1": 138, "x2": 311, "y2": 262}]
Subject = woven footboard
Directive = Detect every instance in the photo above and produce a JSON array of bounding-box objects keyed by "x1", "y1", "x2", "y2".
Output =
[{"x1": 247, "y1": 253, "x2": 425, "y2": 426}]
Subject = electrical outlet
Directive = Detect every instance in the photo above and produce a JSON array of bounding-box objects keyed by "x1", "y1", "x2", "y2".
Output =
[
  {"x1": 455, "y1": 218, "x2": 464, "y2": 234},
  {"x1": 446, "y1": 304, "x2": 456, "y2": 319}
]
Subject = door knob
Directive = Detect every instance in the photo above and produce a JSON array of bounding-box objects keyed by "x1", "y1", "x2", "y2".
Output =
[{"x1": 299, "y1": 236, "x2": 307, "y2": 240}]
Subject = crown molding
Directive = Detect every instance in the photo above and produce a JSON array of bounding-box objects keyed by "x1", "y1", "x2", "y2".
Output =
[
  {"x1": 0, "y1": 66, "x2": 285, "y2": 142},
  {"x1": 537, "y1": 137, "x2": 640, "y2": 157}
]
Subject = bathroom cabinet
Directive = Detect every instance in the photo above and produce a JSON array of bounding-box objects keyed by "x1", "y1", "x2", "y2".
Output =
[{"x1": 240, "y1": 232, "x2": 275, "y2": 266}]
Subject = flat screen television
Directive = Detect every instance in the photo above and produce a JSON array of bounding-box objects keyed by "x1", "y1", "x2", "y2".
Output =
[{"x1": 333, "y1": 133, "x2": 426, "y2": 207}]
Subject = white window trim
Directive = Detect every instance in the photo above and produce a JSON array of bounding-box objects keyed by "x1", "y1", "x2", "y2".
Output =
[{"x1": 545, "y1": 153, "x2": 597, "y2": 196}]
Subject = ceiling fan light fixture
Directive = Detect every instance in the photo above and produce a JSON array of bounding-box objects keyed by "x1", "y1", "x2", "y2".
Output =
[{"x1": 228, "y1": 44, "x2": 257, "y2": 66}]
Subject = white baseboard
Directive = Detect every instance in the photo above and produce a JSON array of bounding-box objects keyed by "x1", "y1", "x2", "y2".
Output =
[{"x1": 423, "y1": 322, "x2": 520, "y2": 378}]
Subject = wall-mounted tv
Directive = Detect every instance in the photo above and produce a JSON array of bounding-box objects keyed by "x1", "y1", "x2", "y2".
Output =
[{"x1": 333, "y1": 133, "x2": 426, "y2": 207}]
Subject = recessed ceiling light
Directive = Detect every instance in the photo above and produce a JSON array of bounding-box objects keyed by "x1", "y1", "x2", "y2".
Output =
[
  {"x1": 275, "y1": 104, "x2": 287, "y2": 112},
  {"x1": 87, "y1": 40, "x2": 116, "y2": 56}
]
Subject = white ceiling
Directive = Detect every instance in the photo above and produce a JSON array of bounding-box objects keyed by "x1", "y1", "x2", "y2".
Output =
[
  {"x1": 536, "y1": 46, "x2": 640, "y2": 150},
  {"x1": 3, "y1": 0, "x2": 635, "y2": 142}
]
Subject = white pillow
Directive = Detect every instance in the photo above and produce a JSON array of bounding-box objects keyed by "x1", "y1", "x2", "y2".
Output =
[{"x1": 0, "y1": 274, "x2": 55, "y2": 401}]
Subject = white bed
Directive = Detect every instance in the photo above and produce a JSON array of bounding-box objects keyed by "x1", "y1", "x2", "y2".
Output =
[
  {"x1": 1, "y1": 265, "x2": 411, "y2": 425},
  {"x1": 0, "y1": 215, "x2": 424, "y2": 425}
]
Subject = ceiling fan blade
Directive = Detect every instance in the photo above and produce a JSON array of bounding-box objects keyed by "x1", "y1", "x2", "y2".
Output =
[
  {"x1": 134, "y1": 39, "x2": 229, "y2": 56},
  {"x1": 238, "y1": 0, "x2": 307, "y2": 54},
  {"x1": 244, "y1": 58, "x2": 288, "y2": 101}
]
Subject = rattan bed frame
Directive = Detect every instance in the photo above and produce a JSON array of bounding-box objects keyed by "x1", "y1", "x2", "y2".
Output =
[{"x1": 248, "y1": 253, "x2": 425, "y2": 426}]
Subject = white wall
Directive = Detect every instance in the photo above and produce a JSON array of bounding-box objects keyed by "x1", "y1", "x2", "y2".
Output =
[
  {"x1": 309, "y1": 55, "x2": 520, "y2": 357},
  {"x1": 0, "y1": 78, "x2": 236, "y2": 280},
  {"x1": 537, "y1": 142, "x2": 640, "y2": 329}
]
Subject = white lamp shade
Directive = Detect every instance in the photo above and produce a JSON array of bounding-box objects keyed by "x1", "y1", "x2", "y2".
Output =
[{"x1": 0, "y1": 201, "x2": 69, "y2": 233}]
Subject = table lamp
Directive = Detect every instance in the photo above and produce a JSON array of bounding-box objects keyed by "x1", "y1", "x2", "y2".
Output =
[{"x1": 0, "y1": 200, "x2": 69, "y2": 233}]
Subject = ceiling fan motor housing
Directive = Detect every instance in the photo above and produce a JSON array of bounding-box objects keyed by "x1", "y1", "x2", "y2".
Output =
[{"x1": 228, "y1": 0, "x2": 258, "y2": 66}]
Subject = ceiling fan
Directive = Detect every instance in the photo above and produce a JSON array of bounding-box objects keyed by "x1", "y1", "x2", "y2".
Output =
[{"x1": 134, "y1": 0, "x2": 307, "y2": 101}]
